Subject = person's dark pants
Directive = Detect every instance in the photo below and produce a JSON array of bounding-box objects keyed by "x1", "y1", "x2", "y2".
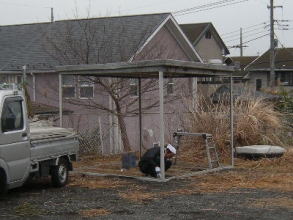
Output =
[{"x1": 138, "y1": 160, "x2": 172, "y2": 177}]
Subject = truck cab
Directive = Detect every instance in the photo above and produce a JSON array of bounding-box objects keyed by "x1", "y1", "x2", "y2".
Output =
[{"x1": 0, "y1": 85, "x2": 79, "y2": 193}]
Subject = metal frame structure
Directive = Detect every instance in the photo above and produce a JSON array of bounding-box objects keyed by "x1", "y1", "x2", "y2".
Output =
[{"x1": 57, "y1": 59, "x2": 235, "y2": 182}]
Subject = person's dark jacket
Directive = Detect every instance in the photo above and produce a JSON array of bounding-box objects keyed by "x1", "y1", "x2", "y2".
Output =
[
  {"x1": 140, "y1": 146, "x2": 161, "y2": 167},
  {"x1": 138, "y1": 147, "x2": 172, "y2": 177}
]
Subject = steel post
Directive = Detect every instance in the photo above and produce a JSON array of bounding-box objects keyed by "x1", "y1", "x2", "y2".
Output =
[{"x1": 159, "y1": 71, "x2": 165, "y2": 180}]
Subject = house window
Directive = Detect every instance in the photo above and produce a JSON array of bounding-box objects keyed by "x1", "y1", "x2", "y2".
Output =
[
  {"x1": 62, "y1": 75, "x2": 76, "y2": 98},
  {"x1": 167, "y1": 79, "x2": 175, "y2": 95},
  {"x1": 280, "y1": 72, "x2": 293, "y2": 86},
  {"x1": 130, "y1": 79, "x2": 138, "y2": 97},
  {"x1": 198, "y1": 77, "x2": 213, "y2": 84},
  {"x1": 79, "y1": 77, "x2": 94, "y2": 99},
  {"x1": 1, "y1": 97, "x2": 24, "y2": 132},
  {"x1": 256, "y1": 79, "x2": 262, "y2": 91},
  {"x1": 205, "y1": 30, "x2": 211, "y2": 39},
  {"x1": 0, "y1": 75, "x2": 8, "y2": 84},
  {"x1": 16, "y1": 75, "x2": 23, "y2": 84}
]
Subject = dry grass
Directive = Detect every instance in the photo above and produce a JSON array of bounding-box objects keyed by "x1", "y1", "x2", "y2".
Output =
[
  {"x1": 119, "y1": 190, "x2": 156, "y2": 203},
  {"x1": 69, "y1": 152, "x2": 293, "y2": 206},
  {"x1": 249, "y1": 197, "x2": 293, "y2": 209},
  {"x1": 186, "y1": 151, "x2": 293, "y2": 193},
  {"x1": 69, "y1": 175, "x2": 131, "y2": 189},
  {"x1": 181, "y1": 95, "x2": 285, "y2": 159},
  {"x1": 74, "y1": 154, "x2": 122, "y2": 168},
  {"x1": 79, "y1": 208, "x2": 111, "y2": 217}
]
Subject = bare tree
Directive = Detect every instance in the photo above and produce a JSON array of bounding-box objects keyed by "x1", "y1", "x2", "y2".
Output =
[{"x1": 43, "y1": 18, "x2": 180, "y2": 152}]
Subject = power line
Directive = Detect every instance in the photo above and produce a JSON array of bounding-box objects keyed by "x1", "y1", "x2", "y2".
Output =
[
  {"x1": 225, "y1": 30, "x2": 269, "y2": 43},
  {"x1": 174, "y1": 0, "x2": 238, "y2": 14},
  {"x1": 221, "y1": 21, "x2": 268, "y2": 37},
  {"x1": 174, "y1": 0, "x2": 249, "y2": 17},
  {"x1": 227, "y1": 33, "x2": 269, "y2": 48},
  {"x1": 223, "y1": 26, "x2": 268, "y2": 40},
  {"x1": 242, "y1": 33, "x2": 269, "y2": 44}
]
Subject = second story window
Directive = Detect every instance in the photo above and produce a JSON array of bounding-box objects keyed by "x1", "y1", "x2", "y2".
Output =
[
  {"x1": 167, "y1": 79, "x2": 175, "y2": 95},
  {"x1": 205, "y1": 30, "x2": 211, "y2": 39},
  {"x1": 79, "y1": 77, "x2": 94, "y2": 99},
  {"x1": 62, "y1": 75, "x2": 76, "y2": 98},
  {"x1": 130, "y1": 79, "x2": 138, "y2": 97}
]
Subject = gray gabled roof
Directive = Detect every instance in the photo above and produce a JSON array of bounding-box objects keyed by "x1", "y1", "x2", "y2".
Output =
[
  {"x1": 211, "y1": 85, "x2": 281, "y2": 103},
  {"x1": 180, "y1": 22, "x2": 230, "y2": 55},
  {"x1": 0, "y1": 13, "x2": 170, "y2": 71},
  {"x1": 246, "y1": 48, "x2": 293, "y2": 70}
]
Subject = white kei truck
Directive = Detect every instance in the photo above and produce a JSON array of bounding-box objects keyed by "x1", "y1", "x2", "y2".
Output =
[{"x1": 0, "y1": 86, "x2": 79, "y2": 193}]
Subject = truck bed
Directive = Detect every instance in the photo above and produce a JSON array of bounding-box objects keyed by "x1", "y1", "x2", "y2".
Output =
[
  {"x1": 30, "y1": 121, "x2": 75, "y2": 141},
  {"x1": 29, "y1": 121, "x2": 79, "y2": 162}
]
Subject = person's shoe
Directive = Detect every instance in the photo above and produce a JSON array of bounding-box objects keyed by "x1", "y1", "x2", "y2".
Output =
[{"x1": 156, "y1": 173, "x2": 162, "y2": 178}]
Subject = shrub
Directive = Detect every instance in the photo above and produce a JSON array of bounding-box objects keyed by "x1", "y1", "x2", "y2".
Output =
[{"x1": 180, "y1": 94, "x2": 285, "y2": 158}]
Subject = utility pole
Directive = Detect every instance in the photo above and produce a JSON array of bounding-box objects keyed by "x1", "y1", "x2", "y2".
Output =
[
  {"x1": 240, "y1": 28, "x2": 243, "y2": 56},
  {"x1": 268, "y1": 0, "x2": 282, "y2": 87},
  {"x1": 230, "y1": 28, "x2": 247, "y2": 56},
  {"x1": 269, "y1": 0, "x2": 275, "y2": 87},
  {"x1": 51, "y1": 8, "x2": 54, "y2": 23}
]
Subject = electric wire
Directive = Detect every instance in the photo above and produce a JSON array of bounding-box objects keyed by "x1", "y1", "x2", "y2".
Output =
[
  {"x1": 221, "y1": 22, "x2": 268, "y2": 37},
  {"x1": 174, "y1": 0, "x2": 238, "y2": 14},
  {"x1": 174, "y1": 0, "x2": 249, "y2": 17},
  {"x1": 223, "y1": 26, "x2": 269, "y2": 40},
  {"x1": 227, "y1": 33, "x2": 269, "y2": 48},
  {"x1": 225, "y1": 30, "x2": 270, "y2": 43}
]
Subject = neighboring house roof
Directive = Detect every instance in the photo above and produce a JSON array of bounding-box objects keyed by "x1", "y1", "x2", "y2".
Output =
[
  {"x1": 180, "y1": 22, "x2": 230, "y2": 55},
  {"x1": 231, "y1": 56, "x2": 258, "y2": 70},
  {"x1": 31, "y1": 101, "x2": 72, "y2": 115},
  {"x1": 246, "y1": 48, "x2": 293, "y2": 70},
  {"x1": 0, "y1": 13, "x2": 178, "y2": 71},
  {"x1": 211, "y1": 85, "x2": 281, "y2": 103},
  {"x1": 230, "y1": 56, "x2": 258, "y2": 78}
]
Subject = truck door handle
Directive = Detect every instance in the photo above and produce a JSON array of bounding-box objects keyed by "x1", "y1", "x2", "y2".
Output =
[{"x1": 22, "y1": 132, "x2": 27, "y2": 137}]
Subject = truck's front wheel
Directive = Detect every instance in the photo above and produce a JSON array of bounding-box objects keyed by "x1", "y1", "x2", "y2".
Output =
[
  {"x1": 0, "y1": 169, "x2": 7, "y2": 194},
  {"x1": 51, "y1": 159, "x2": 69, "y2": 187}
]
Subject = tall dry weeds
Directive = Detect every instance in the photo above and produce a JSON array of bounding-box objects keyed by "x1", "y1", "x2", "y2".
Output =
[{"x1": 179, "y1": 93, "x2": 285, "y2": 159}]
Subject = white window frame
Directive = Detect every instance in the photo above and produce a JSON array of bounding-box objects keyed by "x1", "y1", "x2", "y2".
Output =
[
  {"x1": 129, "y1": 78, "x2": 139, "y2": 97},
  {"x1": 166, "y1": 78, "x2": 175, "y2": 95},
  {"x1": 62, "y1": 75, "x2": 76, "y2": 99},
  {"x1": 78, "y1": 76, "x2": 94, "y2": 99}
]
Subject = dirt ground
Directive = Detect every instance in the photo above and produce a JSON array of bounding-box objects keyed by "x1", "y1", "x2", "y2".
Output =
[{"x1": 0, "y1": 151, "x2": 292, "y2": 220}]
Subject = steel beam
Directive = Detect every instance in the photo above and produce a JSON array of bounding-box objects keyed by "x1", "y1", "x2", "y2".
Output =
[{"x1": 159, "y1": 71, "x2": 165, "y2": 180}]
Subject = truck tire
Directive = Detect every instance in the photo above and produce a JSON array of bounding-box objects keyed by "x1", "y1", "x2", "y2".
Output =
[
  {"x1": 0, "y1": 169, "x2": 7, "y2": 194},
  {"x1": 51, "y1": 159, "x2": 69, "y2": 187}
]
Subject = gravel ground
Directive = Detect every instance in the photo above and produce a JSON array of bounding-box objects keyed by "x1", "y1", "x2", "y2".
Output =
[{"x1": 0, "y1": 175, "x2": 292, "y2": 220}]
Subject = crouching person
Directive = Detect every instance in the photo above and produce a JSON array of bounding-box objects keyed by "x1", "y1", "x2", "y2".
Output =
[{"x1": 138, "y1": 144, "x2": 176, "y2": 178}]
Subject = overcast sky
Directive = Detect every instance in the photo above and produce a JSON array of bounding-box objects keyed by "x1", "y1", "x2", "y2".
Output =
[{"x1": 0, "y1": 0, "x2": 292, "y2": 57}]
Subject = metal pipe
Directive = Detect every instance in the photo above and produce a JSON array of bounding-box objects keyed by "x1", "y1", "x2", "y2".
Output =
[
  {"x1": 31, "y1": 73, "x2": 36, "y2": 102},
  {"x1": 59, "y1": 74, "x2": 63, "y2": 127},
  {"x1": 230, "y1": 72, "x2": 234, "y2": 167},
  {"x1": 138, "y1": 78, "x2": 142, "y2": 159},
  {"x1": 159, "y1": 71, "x2": 165, "y2": 180}
]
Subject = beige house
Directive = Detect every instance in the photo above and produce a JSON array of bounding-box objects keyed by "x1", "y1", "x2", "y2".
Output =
[{"x1": 180, "y1": 23, "x2": 230, "y2": 64}]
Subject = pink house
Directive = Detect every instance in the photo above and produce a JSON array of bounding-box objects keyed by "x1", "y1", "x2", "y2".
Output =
[{"x1": 0, "y1": 13, "x2": 230, "y2": 154}]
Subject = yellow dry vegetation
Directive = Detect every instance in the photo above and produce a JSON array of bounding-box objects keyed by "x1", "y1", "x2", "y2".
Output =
[
  {"x1": 69, "y1": 175, "x2": 131, "y2": 189},
  {"x1": 71, "y1": 150, "x2": 292, "y2": 200},
  {"x1": 186, "y1": 151, "x2": 293, "y2": 193},
  {"x1": 73, "y1": 154, "x2": 121, "y2": 168},
  {"x1": 119, "y1": 190, "x2": 156, "y2": 203},
  {"x1": 79, "y1": 208, "x2": 111, "y2": 217}
]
